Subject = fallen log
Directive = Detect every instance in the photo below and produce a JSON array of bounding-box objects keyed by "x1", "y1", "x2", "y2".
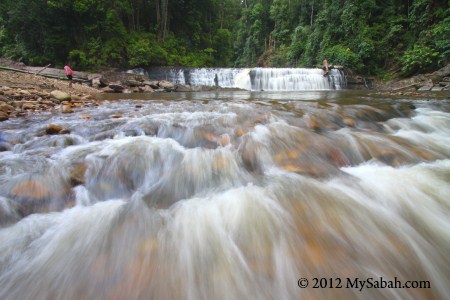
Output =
[{"x1": 0, "y1": 65, "x2": 90, "y2": 84}]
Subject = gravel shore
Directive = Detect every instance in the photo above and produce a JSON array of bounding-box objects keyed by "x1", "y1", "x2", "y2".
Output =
[{"x1": 0, "y1": 69, "x2": 102, "y2": 121}]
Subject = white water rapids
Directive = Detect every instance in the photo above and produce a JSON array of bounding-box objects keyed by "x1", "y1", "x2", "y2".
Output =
[{"x1": 0, "y1": 91, "x2": 449, "y2": 300}]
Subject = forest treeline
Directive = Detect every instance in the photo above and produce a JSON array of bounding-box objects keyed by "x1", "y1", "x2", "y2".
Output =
[{"x1": 0, "y1": 0, "x2": 448, "y2": 77}]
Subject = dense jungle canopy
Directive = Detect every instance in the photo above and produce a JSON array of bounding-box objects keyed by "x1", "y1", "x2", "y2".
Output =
[{"x1": 0, "y1": 0, "x2": 448, "y2": 76}]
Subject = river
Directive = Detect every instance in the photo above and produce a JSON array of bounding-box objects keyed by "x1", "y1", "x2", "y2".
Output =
[{"x1": 0, "y1": 90, "x2": 449, "y2": 300}]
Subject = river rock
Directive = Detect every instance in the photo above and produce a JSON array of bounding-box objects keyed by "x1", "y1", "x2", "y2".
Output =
[
  {"x1": 306, "y1": 118, "x2": 321, "y2": 131},
  {"x1": 175, "y1": 84, "x2": 191, "y2": 92},
  {"x1": 139, "y1": 85, "x2": 154, "y2": 93},
  {"x1": 235, "y1": 128, "x2": 246, "y2": 137},
  {"x1": 125, "y1": 79, "x2": 143, "y2": 87},
  {"x1": 0, "y1": 141, "x2": 12, "y2": 151},
  {"x1": 431, "y1": 63, "x2": 450, "y2": 79},
  {"x1": 219, "y1": 133, "x2": 231, "y2": 147},
  {"x1": 0, "y1": 111, "x2": 9, "y2": 121},
  {"x1": 143, "y1": 80, "x2": 159, "y2": 89},
  {"x1": 343, "y1": 118, "x2": 356, "y2": 127},
  {"x1": 108, "y1": 82, "x2": 125, "y2": 92},
  {"x1": 158, "y1": 80, "x2": 175, "y2": 91},
  {"x1": 45, "y1": 124, "x2": 64, "y2": 135},
  {"x1": 61, "y1": 105, "x2": 74, "y2": 113},
  {"x1": 0, "y1": 102, "x2": 13, "y2": 113},
  {"x1": 418, "y1": 85, "x2": 432, "y2": 91},
  {"x1": 10, "y1": 180, "x2": 51, "y2": 200},
  {"x1": 69, "y1": 163, "x2": 87, "y2": 186},
  {"x1": 92, "y1": 77, "x2": 102, "y2": 87},
  {"x1": 22, "y1": 102, "x2": 36, "y2": 110},
  {"x1": 100, "y1": 71, "x2": 147, "y2": 86},
  {"x1": 50, "y1": 90, "x2": 71, "y2": 101}
]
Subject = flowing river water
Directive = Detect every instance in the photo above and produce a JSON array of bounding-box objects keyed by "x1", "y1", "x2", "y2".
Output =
[{"x1": 0, "y1": 90, "x2": 449, "y2": 300}]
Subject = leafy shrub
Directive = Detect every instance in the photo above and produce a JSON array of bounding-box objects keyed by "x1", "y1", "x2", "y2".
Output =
[
  {"x1": 68, "y1": 50, "x2": 88, "y2": 68},
  {"x1": 321, "y1": 45, "x2": 362, "y2": 70},
  {"x1": 127, "y1": 38, "x2": 167, "y2": 67},
  {"x1": 401, "y1": 44, "x2": 440, "y2": 76}
]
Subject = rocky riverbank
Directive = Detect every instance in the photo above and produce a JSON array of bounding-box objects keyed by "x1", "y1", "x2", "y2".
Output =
[
  {"x1": 374, "y1": 64, "x2": 450, "y2": 92},
  {"x1": 0, "y1": 69, "x2": 102, "y2": 121}
]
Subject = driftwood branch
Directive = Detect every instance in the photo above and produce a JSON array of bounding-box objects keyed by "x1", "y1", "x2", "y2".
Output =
[{"x1": 35, "y1": 64, "x2": 51, "y2": 76}]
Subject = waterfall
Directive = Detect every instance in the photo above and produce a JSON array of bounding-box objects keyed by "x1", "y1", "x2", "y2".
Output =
[{"x1": 131, "y1": 67, "x2": 347, "y2": 91}]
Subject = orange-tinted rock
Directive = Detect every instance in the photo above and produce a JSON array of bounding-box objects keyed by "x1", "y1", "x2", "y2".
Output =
[
  {"x1": 219, "y1": 133, "x2": 230, "y2": 146},
  {"x1": 0, "y1": 111, "x2": 8, "y2": 121},
  {"x1": 235, "y1": 128, "x2": 246, "y2": 137},
  {"x1": 69, "y1": 163, "x2": 87, "y2": 186},
  {"x1": 287, "y1": 150, "x2": 298, "y2": 159},
  {"x1": 45, "y1": 124, "x2": 63, "y2": 135},
  {"x1": 328, "y1": 149, "x2": 349, "y2": 167},
  {"x1": 61, "y1": 105, "x2": 73, "y2": 113},
  {"x1": 203, "y1": 132, "x2": 216, "y2": 142},
  {"x1": 10, "y1": 180, "x2": 50, "y2": 200},
  {"x1": 307, "y1": 118, "x2": 321, "y2": 131},
  {"x1": 343, "y1": 118, "x2": 356, "y2": 127}
]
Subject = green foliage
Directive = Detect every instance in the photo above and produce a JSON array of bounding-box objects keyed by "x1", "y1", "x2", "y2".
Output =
[
  {"x1": 429, "y1": 16, "x2": 450, "y2": 62},
  {"x1": 179, "y1": 49, "x2": 215, "y2": 67},
  {"x1": 68, "y1": 50, "x2": 88, "y2": 68},
  {"x1": 212, "y1": 29, "x2": 233, "y2": 66},
  {"x1": 321, "y1": 45, "x2": 362, "y2": 70},
  {"x1": 0, "y1": 0, "x2": 447, "y2": 76},
  {"x1": 127, "y1": 37, "x2": 168, "y2": 67},
  {"x1": 401, "y1": 45, "x2": 441, "y2": 76}
]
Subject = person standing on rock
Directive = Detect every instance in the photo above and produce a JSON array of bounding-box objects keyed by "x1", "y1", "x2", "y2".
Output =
[{"x1": 64, "y1": 64, "x2": 73, "y2": 87}]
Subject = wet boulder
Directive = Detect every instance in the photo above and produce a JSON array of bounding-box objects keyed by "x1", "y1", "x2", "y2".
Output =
[
  {"x1": 45, "y1": 124, "x2": 64, "y2": 135},
  {"x1": 69, "y1": 163, "x2": 87, "y2": 186},
  {"x1": 8, "y1": 174, "x2": 72, "y2": 217}
]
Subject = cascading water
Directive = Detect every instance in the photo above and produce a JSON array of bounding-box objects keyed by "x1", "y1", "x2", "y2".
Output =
[
  {"x1": 0, "y1": 91, "x2": 449, "y2": 300},
  {"x1": 131, "y1": 67, "x2": 347, "y2": 91}
]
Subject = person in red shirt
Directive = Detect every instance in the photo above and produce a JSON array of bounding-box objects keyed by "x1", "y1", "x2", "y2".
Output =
[{"x1": 64, "y1": 64, "x2": 73, "y2": 87}]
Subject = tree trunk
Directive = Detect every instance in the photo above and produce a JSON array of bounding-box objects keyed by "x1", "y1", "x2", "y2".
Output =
[
  {"x1": 160, "y1": 0, "x2": 169, "y2": 41},
  {"x1": 156, "y1": 0, "x2": 161, "y2": 40}
]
